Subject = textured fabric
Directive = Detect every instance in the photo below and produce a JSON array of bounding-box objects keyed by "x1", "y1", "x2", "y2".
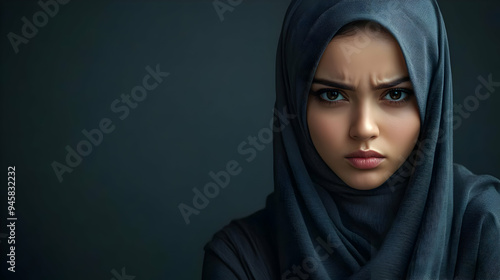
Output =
[{"x1": 203, "y1": 0, "x2": 500, "y2": 279}]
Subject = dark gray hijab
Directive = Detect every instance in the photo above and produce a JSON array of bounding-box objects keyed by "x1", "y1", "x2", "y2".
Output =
[{"x1": 203, "y1": 0, "x2": 500, "y2": 279}]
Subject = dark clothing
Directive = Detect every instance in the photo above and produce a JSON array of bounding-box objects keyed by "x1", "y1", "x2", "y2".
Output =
[{"x1": 203, "y1": 164, "x2": 500, "y2": 279}]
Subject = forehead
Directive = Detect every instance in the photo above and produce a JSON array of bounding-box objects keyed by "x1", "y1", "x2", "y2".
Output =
[{"x1": 315, "y1": 32, "x2": 409, "y2": 81}]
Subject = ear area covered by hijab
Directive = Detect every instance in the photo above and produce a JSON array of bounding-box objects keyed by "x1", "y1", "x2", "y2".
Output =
[{"x1": 202, "y1": 1, "x2": 500, "y2": 279}]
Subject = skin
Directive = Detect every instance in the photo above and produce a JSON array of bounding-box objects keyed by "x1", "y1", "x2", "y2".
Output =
[{"x1": 307, "y1": 28, "x2": 420, "y2": 190}]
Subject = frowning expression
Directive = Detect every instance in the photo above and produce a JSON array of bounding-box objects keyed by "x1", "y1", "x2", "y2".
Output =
[{"x1": 307, "y1": 26, "x2": 421, "y2": 190}]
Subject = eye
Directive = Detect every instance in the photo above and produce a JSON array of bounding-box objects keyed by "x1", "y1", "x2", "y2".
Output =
[
  {"x1": 315, "y1": 89, "x2": 346, "y2": 103},
  {"x1": 383, "y1": 89, "x2": 411, "y2": 103}
]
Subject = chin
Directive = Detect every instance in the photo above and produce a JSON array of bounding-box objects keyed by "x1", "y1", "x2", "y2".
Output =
[{"x1": 340, "y1": 171, "x2": 390, "y2": 190}]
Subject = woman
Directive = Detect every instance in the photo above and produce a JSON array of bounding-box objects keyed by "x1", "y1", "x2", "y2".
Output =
[{"x1": 202, "y1": 0, "x2": 500, "y2": 279}]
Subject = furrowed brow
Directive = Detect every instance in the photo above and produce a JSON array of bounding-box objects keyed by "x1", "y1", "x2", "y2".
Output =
[
  {"x1": 373, "y1": 76, "x2": 411, "y2": 90},
  {"x1": 312, "y1": 77, "x2": 411, "y2": 90},
  {"x1": 312, "y1": 78, "x2": 355, "y2": 91}
]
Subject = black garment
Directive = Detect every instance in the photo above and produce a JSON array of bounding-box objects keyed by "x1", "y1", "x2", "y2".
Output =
[{"x1": 203, "y1": 165, "x2": 500, "y2": 279}]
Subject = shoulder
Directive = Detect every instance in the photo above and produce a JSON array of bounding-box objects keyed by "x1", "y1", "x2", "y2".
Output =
[
  {"x1": 202, "y1": 208, "x2": 278, "y2": 279},
  {"x1": 453, "y1": 163, "x2": 500, "y2": 190},
  {"x1": 453, "y1": 164, "x2": 500, "y2": 280},
  {"x1": 453, "y1": 163, "x2": 500, "y2": 205},
  {"x1": 205, "y1": 207, "x2": 275, "y2": 252},
  {"x1": 453, "y1": 163, "x2": 500, "y2": 225}
]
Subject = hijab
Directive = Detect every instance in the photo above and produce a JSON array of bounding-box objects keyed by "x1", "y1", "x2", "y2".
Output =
[
  {"x1": 269, "y1": 0, "x2": 500, "y2": 279},
  {"x1": 203, "y1": 0, "x2": 500, "y2": 279}
]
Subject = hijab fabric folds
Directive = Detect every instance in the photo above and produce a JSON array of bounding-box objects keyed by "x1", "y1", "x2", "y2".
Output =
[{"x1": 203, "y1": 0, "x2": 500, "y2": 279}]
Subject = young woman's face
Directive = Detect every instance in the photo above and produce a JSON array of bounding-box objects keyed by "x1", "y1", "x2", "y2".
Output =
[{"x1": 307, "y1": 29, "x2": 420, "y2": 190}]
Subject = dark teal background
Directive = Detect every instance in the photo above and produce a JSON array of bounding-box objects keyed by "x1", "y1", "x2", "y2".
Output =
[{"x1": 0, "y1": 1, "x2": 498, "y2": 279}]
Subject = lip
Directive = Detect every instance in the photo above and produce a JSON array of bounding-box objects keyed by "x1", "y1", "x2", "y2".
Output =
[{"x1": 345, "y1": 150, "x2": 385, "y2": 170}]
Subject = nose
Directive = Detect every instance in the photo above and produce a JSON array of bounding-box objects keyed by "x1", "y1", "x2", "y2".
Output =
[{"x1": 349, "y1": 103, "x2": 379, "y2": 141}]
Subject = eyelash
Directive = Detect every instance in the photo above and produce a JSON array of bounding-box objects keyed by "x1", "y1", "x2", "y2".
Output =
[{"x1": 310, "y1": 88, "x2": 413, "y2": 106}]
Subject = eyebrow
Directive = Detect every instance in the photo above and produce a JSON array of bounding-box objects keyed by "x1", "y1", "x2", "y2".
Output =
[{"x1": 312, "y1": 76, "x2": 411, "y2": 90}]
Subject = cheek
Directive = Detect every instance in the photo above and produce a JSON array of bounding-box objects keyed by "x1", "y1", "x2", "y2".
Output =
[
  {"x1": 307, "y1": 107, "x2": 348, "y2": 153},
  {"x1": 382, "y1": 109, "x2": 420, "y2": 155}
]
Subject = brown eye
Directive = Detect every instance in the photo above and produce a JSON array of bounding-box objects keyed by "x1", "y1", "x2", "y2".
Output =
[
  {"x1": 325, "y1": 91, "x2": 339, "y2": 100},
  {"x1": 317, "y1": 90, "x2": 345, "y2": 102},
  {"x1": 389, "y1": 91, "x2": 401, "y2": 100},
  {"x1": 383, "y1": 89, "x2": 410, "y2": 102}
]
